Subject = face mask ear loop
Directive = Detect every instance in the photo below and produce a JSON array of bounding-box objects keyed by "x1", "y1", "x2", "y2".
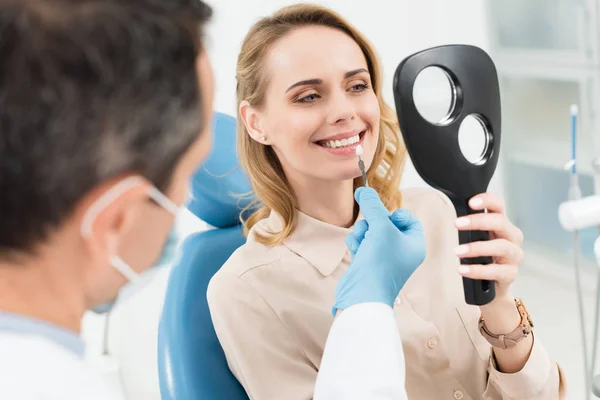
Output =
[
  {"x1": 80, "y1": 176, "x2": 180, "y2": 284},
  {"x1": 80, "y1": 176, "x2": 147, "y2": 239},
  {"x1": 109, "y1": 254, "x2": 141, "y2": 284},
  {"x1": 148, "y1": 186, "x2": 179, "y2": 216}
]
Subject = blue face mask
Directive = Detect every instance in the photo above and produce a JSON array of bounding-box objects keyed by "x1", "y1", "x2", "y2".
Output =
[
  {"x1": 153, "y1": 226, "x2": 180, "y2": 267},
  {"x1": 90, "y1": 227, "x2": 180, "y2": 314},
  {"x1": 81, "y1": 176, "x2": 180, "y2": 314}
]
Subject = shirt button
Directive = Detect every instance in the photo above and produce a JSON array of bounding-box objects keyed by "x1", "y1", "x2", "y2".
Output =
[
  {"x1": 427, "y1": 337, "x2": 437, "y2": 349},
  {"x1": 453, "y1": 390, "x2": 464, "y2": 400}
]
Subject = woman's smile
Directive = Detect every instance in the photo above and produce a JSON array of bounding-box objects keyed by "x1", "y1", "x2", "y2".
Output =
[{"x1": 313, "y1": 128, "x2": 368, "y2": 156}]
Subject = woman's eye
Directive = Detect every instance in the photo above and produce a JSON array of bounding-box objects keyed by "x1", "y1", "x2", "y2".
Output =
[
  {"x1": 350, "y1": 83, "x2": 369, "y2": 92},
  {"x1": 296, "y1": 93, "x2": 320, "y2": 103}
]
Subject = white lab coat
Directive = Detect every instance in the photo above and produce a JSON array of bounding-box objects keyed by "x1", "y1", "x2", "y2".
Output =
[
  {"x1": 315, "y1": 302, "x2": 408, "y2": 400},
  {"x1": 0, "y1": 331, "x2": 126, "y2": 400},
  {"x1": 0, "y1": 303, "x2": 405, "y2": 400}
]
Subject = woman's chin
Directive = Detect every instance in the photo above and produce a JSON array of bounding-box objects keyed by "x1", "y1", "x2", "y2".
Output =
[{"x1": 318, "y1": 167, "x2": 363, "y2": 183}]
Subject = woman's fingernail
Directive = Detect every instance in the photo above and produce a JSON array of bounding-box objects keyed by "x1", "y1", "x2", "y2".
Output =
[
  {"x1": 458, "y1": 266, "x2": 470, "y2": 275},
  {"x1": 470, "y1": 197, "x2": 483, "y2": 207},
  {"x1": 455, "y1": 245, "x2": 469, "y2": 255},
  {"x1": 455, "y1": 217, "x2": 470, "y2": 227}
]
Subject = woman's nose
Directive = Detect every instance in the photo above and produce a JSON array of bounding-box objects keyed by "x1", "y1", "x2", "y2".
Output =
[{"x1": 327, "y1": 92, "x2": 357, "y2": 125}]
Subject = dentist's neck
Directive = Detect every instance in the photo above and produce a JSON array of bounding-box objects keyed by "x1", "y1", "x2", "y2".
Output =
[
  {"x1": 0, "y1": 242, "x2": 86, "y2": 333},
  {"x1": 288, "y1": 174, "x2": 356, "y2": 228}
]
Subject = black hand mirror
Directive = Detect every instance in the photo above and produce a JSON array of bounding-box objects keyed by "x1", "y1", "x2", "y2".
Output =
[{"x1": 392, "y1": 44, "x2": 501, "y2": 306}]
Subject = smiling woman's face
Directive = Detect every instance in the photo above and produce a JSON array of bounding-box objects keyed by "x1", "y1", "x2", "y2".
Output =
[{"x1": 243, "y1": 25, "x2": 380, "y2": 185}]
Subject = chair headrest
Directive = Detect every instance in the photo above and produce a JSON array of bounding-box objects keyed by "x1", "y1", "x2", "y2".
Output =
[{"x1": 187, "y1": 112, "x2": 254, "y2": 228}]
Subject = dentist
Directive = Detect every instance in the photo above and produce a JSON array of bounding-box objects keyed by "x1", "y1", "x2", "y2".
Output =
[
  {"x1": 0, "y1": 1, "x2": 424, "y2": 399},
  {"x1": 0, "y1": 0, "x2": 215, "y2": 398}
]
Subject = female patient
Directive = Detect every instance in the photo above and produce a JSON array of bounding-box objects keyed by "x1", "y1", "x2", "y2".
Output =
[{"x1": 208, "y1": 4, "x2": 565, "y2": 399}]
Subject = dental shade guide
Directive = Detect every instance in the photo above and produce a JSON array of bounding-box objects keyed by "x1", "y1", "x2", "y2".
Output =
[
  {"x1": 356, "y1": 144, "x2": 369, "y2": 187},
  {"x1": 393, "y1": 45, "x2": 501, "y2": 306}
]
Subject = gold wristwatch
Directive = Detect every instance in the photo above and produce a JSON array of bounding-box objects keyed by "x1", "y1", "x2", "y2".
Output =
[{"x1": 478, "y1": 298, "x2": 533, "y2": 349}]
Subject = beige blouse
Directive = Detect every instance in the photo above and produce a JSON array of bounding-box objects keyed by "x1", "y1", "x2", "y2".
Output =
[{"x1": 207, "y1": 187, "x2": 566, "y2": 399}]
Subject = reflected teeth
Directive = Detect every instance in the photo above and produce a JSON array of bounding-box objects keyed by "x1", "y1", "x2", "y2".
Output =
[{"x1": 324, "y1": 134, "x2": 360, "y2": 148}]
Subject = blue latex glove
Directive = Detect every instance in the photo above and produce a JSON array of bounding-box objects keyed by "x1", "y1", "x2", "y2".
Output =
[{"x1": 332, "y1": 187, "x2": 426, "y2": 315}]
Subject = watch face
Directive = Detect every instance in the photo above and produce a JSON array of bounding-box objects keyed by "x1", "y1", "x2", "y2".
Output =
[
  {"x1": 527, "y1": 314, "x2": 534, "y2": 328},
  {"x1": 516, "y1": 298, "x2": 533, "y2": 329}
]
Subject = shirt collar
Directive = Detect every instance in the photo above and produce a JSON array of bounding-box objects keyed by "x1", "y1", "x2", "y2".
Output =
[
  {"x1": 0, "y1": 311, "x2": 85, "y2": 358},
  {"x1": 264, "y1": 209, "x2": 362, "y2": 276}
]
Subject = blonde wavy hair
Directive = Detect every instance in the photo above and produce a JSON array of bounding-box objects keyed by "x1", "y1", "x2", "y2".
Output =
[{"x1": 237, "y1": 3, "x2": 407, "y2": 245}]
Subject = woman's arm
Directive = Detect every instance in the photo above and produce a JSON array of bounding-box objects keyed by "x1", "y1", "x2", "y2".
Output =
[
  {"x1": 454, "y1": 193, "x2": 567, "y2": 399},
  {"x1": 481, "y1": 295, "x2": 567, "y2": 399},
  {"x1": 480, "y1": 294, "x2": 533, "y2": 373}
]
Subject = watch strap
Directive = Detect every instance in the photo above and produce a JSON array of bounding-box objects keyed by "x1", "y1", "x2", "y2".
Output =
[{"x1": 478, "y1": 298, "x2": 533, "y2": 349}]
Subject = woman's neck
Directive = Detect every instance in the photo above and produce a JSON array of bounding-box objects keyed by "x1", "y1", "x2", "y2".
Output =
[{"x1": 287, "y1": 174, "x2": 356, "y2": 228}]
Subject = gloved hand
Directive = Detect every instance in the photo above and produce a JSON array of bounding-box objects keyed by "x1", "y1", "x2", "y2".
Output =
[{"x1": 332, "y1": 187, "x2": 426, "y2": 315}]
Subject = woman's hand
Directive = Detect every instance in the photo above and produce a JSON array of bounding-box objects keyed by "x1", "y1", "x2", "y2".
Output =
[
  {"x1": 454, "y1": 192, "x2": 524, "y2": 302},
  {"x1": 453, "y1": 193, "x2": 536, "y2": 374}
]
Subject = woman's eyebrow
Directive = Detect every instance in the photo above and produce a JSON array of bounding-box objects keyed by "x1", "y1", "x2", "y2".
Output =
[
  {"x1": 285, "y1": 68, "x2": 369, "y2": 93},
  {"x1": 286, "y1": 78, "x2": 322, "y2": 93},
  {"x1": 344, "y1": 68, "x2": 368, "y2": 78}
]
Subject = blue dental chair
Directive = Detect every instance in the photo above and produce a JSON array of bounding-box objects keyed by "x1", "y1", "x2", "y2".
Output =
[{"x1": 157, "y1": 112, "x2": 252, "y2": 400}]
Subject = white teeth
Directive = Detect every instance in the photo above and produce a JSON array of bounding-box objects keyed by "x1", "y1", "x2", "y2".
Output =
[{"x1": 321, "y1": 133, "x2": 362, "y2": 149}]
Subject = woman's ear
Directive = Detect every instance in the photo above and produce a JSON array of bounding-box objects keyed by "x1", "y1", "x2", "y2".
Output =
[{"x1": 239, "y1": 100, "x2": 270, "y2": 144}]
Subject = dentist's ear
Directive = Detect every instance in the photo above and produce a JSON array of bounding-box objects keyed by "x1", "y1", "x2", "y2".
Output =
[
  {"x1": 78, "y1": 176, "x2": 152, "y2": 257},
  {"x1": 239, "y1": 100, "x2": 269, "y2": 144}
]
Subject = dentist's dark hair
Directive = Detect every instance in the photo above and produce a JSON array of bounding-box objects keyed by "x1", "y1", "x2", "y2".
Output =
[{"x1": 0, "y1": 0, "x2": 212, "y2": 260}]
